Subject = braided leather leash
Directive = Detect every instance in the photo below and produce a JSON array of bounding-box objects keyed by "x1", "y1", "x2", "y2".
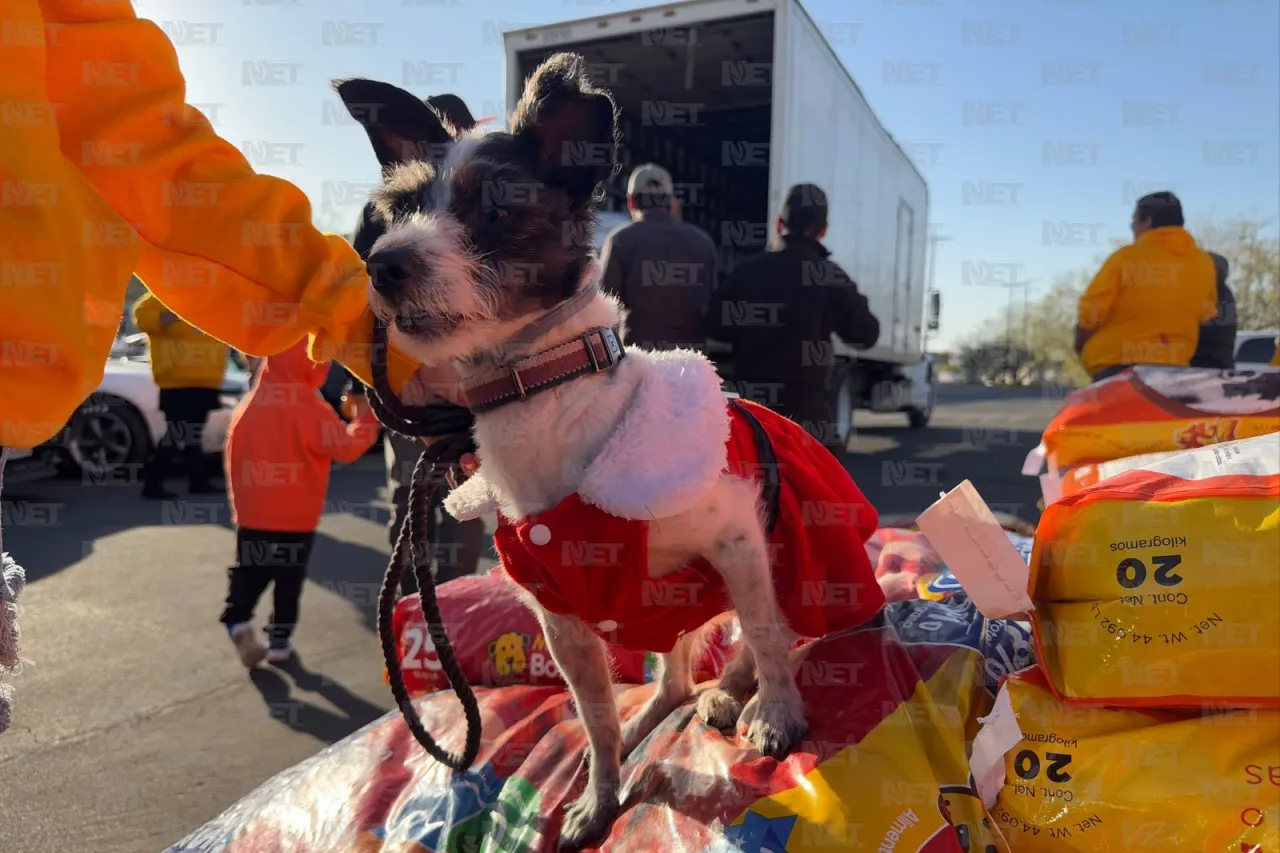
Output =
[{"x1": 367, "y1": 319, "x2": 482, "y2": 772}]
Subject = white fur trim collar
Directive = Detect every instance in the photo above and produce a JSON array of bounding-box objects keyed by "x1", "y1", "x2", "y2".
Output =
[{"x1": 443, "y1": 348, "x2": 731, "y2": 522}]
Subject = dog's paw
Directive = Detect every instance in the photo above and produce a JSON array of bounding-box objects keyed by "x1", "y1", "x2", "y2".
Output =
[
  {"x1": 696, "y1": 688, "x2": 743, "y2": 730},
  {"x1": 558, "y1": 784, "x2": 621, "y2": 851},
  {"x1": 738, "y1": 693, "x2": 807, "y2": 758}
]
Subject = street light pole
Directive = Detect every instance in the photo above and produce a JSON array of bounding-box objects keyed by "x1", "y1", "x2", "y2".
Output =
[{"x1": 1003, "y1": 278, "x2": 1039, "y2": 385}]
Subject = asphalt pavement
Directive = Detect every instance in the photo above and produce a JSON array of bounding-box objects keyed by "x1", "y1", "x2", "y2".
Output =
[{"x1": 0, "y1": 384, "x2": 1062, "y2": 853}]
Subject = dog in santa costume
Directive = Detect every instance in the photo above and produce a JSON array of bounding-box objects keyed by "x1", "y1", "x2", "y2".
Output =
[{"x1": 336, "y1": 53, "x2": 884, "y2": 850}]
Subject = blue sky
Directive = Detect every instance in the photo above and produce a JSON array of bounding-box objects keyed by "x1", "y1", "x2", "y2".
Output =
[{"x1": 139, "y1": 0, "x2": 1279, "y2": 350}]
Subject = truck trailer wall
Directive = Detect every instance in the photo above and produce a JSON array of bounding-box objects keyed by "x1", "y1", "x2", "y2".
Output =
[{"x1": 772, "y1": 1, "x2": 929, "y2": 365}]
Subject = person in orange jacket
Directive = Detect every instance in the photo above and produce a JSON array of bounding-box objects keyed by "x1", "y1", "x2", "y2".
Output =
[
  {"x1": 0, "y1": 0, "x2": 469, "y2": 729},
  {"x1": 1074, "y1": 192, "x2": 1219, "y2": 382},
  {"x1": 222, "y1": 340, "x2": 381, "y2": 666},
  {"x1": 132, "y1": 291, "x2": 230, "y2": 498}
]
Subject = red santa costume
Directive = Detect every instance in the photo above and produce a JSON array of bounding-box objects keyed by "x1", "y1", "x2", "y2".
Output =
[{"x1": 444, "y1": 348, "x2": 883, "y2": 654}]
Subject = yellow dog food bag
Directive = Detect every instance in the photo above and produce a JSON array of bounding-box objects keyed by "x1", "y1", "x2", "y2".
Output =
[
  {"x1": 1030, "y1": 433, "x2": 1280, "y2": 707},
  {"x1": 973, "y1": 668, "x2": 1280, "y2": 852}
]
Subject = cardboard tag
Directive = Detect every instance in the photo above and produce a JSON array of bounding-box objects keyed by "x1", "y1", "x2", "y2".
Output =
[
  {"x1": 1039, "y1": 468, "x2": 1062, "y2": 506},
  {"x1": 971, "y1": 684, "x2": 1023, "y2": 809},
  {"x1": 915, "y1": 480, "x2": 1034, "y2": 620}
]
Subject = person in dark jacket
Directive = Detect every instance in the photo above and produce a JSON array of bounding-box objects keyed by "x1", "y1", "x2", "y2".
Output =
[
  {"x1": 705, "y1": 183, "x2": 880, "y2": 450},
  {"x1": 1190, "y1": 252, "x2": 1237, "y2": 370},
  {"x1": 600, "y1": 163, "x2": 719, "y2": 351}
]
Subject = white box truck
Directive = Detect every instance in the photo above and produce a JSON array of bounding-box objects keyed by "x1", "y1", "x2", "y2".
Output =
[{"x1": 505, "y1": 0, "x2": 940, "y2": 435}]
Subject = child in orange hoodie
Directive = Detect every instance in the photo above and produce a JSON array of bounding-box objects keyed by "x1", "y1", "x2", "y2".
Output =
[{"x1": 221, "y1": 340, "x2": 381, "y2": 667}]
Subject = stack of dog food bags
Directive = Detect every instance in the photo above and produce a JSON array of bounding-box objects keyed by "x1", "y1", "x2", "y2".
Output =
[
  {"x1": 976, "y1": 432, "x2": 1280, "y2": 851},
  {"x1": 1028, "y1": 366, "x2": 1280, "y2": 501}
]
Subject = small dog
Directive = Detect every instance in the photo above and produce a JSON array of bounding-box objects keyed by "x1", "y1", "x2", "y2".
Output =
[{"x1": 336, "y1": 54, "x2": 882, "y2": 850}]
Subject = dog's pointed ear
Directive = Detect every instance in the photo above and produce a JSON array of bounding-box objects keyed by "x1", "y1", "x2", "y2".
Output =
[
  {"x1": 511, "y1": 53, "x2": 619, "y2": 206},
  {"x1": 425, "y1": 93, "x2": 478, "y2": 134},
  {"x1": 333, "y1": 77, "x2": 452, "y2": 169},
  {"x1": 521, "y1": 632, "x2": 532, "y2": 649}
]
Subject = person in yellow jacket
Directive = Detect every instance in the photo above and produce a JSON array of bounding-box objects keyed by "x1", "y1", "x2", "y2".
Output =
[
  {"x1": 1074, "y1": 191, "x2": 1219, "y2": 382},
  {"x1": 132, "y1": 292, "x2": 230, "y2": 498},
  {"x1": 0, "y1": 0, "x2": 463, "y2": 732}
]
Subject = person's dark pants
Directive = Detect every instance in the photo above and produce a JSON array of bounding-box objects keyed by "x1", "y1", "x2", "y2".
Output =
[
  {"x1": 779, "y1": 396, "x2": 842, "y2": 454},
  {"x1": 385, "y1": 433, "x2": 484, "y2": 597},
  {"x1": 1090, "y1": 364, "x2": 1136, "y2": 382},
  {"x1": 220, "y1": 528, "x2": 315, "y2": 647},
  {"x1": 143, "y1": 387, "x2": 221, "y2": 492}
]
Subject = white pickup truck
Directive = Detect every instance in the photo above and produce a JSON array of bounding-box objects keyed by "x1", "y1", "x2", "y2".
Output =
[{"x1": 508, "y1": 0, "x2": 940, "y2": 435}]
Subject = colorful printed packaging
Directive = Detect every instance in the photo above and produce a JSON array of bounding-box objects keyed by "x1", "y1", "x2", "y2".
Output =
[
  {"x1": 389, "y1": 573, "x2": 738, "y2": 696},
  {"x1": 974, "y1": 667, "x2": 1280, "y2": 852},
  {"x1": 1039, "y1": 367, "x2": 1280, "y2": 471},
  {"x1": 170, "y1": 598, "x2": 1035, "y2": 853},
  {"x1": 1030, "y1": 434, "x2": 1280, "y2": 707}
]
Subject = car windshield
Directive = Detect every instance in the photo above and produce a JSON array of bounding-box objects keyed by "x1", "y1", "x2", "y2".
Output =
[{"x1": 1237, "y1": 336, "x2": 1278, "y2": 365}]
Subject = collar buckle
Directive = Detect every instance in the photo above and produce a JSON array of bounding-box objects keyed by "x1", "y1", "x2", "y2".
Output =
[{"x1": 584, "y1": 327, "x2": 623, "y2": 373}]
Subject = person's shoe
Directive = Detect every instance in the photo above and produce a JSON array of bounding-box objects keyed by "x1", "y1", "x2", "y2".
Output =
[
  {"x1": 229, "y1": 623, "x2": 268, "y2": 668},
  {"x1": 141, "y1": 486, "x2": 179, "y2": 500},
  {"x1": 266, "y1": 644, "x2": 295, "y2": 665}
]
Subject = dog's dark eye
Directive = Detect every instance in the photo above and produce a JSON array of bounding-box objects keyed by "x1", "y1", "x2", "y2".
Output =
[{"x1": 484, "y1": 204, "x2": 508, "y2": 223}]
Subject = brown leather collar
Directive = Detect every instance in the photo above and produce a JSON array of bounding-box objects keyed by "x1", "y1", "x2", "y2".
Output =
[{"x1": 461, "y1": 327, "x2": 625, "y2": 413}]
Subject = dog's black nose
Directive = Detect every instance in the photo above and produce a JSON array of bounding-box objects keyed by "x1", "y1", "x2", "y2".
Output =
[{"x1": 367, "y1": 248, "x2": 414, "y2": 297}]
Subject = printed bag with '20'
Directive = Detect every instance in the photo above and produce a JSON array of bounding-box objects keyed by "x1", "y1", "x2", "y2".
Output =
[
  {"x1": 1030, "y1": 433, "x2": 1280, "y2": 707},
  {"x1": 974, "y1": 667, "x2": 1279, "y2": 853}
]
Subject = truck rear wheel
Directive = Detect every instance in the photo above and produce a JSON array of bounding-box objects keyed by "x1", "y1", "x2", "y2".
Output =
[
  {"x1": 835, "y1": 378, "x2": 854, "y2": 443},
  {"x1": 906, "y1": 389, "x2": 934, "y2": 429}
]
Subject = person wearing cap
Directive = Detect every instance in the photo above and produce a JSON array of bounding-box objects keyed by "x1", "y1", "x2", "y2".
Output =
[
  {"x1": 1075, "y1": 192, "x2": 1218, "y2": 382},
  {"x1": 705, "y1": 183, "x2": 880, "y2": 451},
  {"x1": 599, "y1": 164, "x2": 720, "y2": 352},
  {"x1": 1189, "y1": 252, "x2": 1236, "y2": 370}
]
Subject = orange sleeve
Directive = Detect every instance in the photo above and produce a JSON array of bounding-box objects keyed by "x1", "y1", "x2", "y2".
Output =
[
  {"x1": 1077, "y1": 250, "x2": 1123, "y2": 329},
  {"x1": 38, "y1": 1, "x2": 419, "y2": 394},
  {"x1": 0, "y1": 0, "x2": 141, "y2": 447}
]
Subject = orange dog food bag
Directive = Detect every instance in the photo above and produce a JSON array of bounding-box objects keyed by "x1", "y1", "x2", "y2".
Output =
[
  {"x1": 1030, "y1": 433, "x2": 1280, "y2": 707},
  {"x1": 1041, "y1": 367, "x2": 1280, "y2": 471}
]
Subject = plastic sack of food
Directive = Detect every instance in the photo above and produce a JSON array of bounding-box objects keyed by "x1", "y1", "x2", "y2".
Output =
[
  {"x1": 170, "y1": 597, "x2": 1019, "y2": 853},
  {"x1": 971, "y1": 667, "x2": 1280, "y2": 852},
  {"x1": 389, "y1": 573, "x2": 739, "y2": 696},
  {"x1": 1037, "y1": 366, "x2": 1280, "y2": 471},
  {"x1": 1054, "y1": 448, "x2": 1185, "y2": 499},
  {"x1": 1030, "y1": 433, "x2": 1280, "y2": 706}
]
